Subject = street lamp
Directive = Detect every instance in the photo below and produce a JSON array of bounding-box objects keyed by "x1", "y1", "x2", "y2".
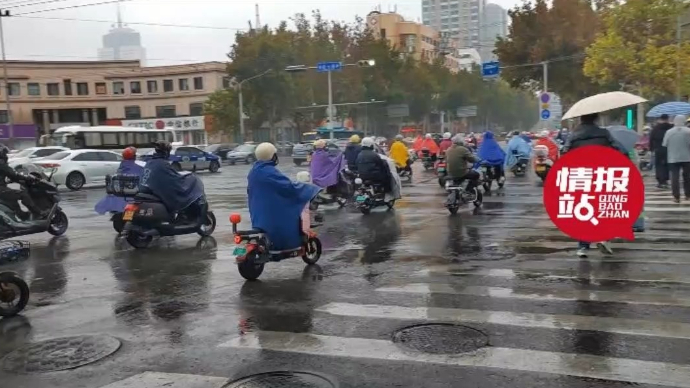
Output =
[
  {"x1": 285, "y1": 59, "x2": 376, "y2": 139},
  {"x1": 236, "y1": 69, "x2": 272, "y2": 141}
]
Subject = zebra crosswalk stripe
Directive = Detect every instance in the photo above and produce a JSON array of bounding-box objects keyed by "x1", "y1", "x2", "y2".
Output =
[{"x1": 219, "y1": 331, "x2": 690, "y2": 388}]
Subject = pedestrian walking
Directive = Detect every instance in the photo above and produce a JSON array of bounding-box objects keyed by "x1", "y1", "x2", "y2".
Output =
[
  {"x1": 650, "y1": 114, "x2": 673, "y2": 188},
  {"x1": 662, "y1": 115, "x2": 690, "y2": 203},
  {"x1": 562, "y1": 113, "x2": 623, "y2": 258}
]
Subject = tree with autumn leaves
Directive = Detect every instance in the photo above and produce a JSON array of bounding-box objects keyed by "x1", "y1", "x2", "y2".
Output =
[{"x1": 205, "y1": 11, "x2": 538, "y2": 140}]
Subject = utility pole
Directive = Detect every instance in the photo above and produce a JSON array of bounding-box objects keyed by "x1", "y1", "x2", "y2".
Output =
[
  {"x1": 0, "y1": 9, "x2": 12, "y2": 147},
  {"x1": 327, "y1": 70, "x2": 333, "y2": 133},
  {"x1": 236, "y1": 69, "x2": 271, "y2": 142},
  {"x1": 542, "y1": 61, "x2": 548, "y2": 93}
]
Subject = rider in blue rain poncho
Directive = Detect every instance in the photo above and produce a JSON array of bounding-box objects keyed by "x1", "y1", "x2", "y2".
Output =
[
  {"x1": 478, "y1": 131, "x2": 507, "y2": 182},
  {"x1": 248, "y1": 143, "x2": 321, "y2": 251},
  {"x1": 505, "y1": 131, "x2": 533, "y2": 169}
]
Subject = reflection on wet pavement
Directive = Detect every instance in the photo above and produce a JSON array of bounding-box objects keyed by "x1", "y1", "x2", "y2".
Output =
[{"x1": 1, "y1": 165, "x2": 690, "y2": 388}]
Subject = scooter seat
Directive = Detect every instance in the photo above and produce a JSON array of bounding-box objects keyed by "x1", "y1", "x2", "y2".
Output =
[
  {"x1": 135, "y1": 193, "x2": 160, "y2": 201},
  {"x1": 236, "y1": 228, "x2": 264, "y2": 236}
]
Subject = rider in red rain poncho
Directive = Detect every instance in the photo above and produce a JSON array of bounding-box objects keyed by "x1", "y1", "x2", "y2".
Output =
[
  {"x1": 533, "y1": 130, "x2": 560, "y2": 166},
  {"x1": 439, "y1": 132, "x2": 453, "y2": 155},
  {"x1": 418, "y1": 134, "x2": 440, "y2": 159}
]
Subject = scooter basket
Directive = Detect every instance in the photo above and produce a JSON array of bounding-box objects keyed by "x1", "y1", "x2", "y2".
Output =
[
  {"x1": 105, "y1": 174, "x2": 140, "y2": 197},
  {"x1": 0, "y1": 240, "x2": 30, "y2": 265}
]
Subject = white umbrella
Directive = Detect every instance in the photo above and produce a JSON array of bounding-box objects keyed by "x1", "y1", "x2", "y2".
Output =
[{"x1": 562, "y1": 91, "x2": 647, "y2": 121}]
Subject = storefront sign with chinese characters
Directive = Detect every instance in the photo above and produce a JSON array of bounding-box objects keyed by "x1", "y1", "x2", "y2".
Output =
[
  {"x1": 121, "y1": 116, "x2": 205, "y2": 131},
  {"x1": 543, "y1": 145, "x2": 644, "y2": 242}
]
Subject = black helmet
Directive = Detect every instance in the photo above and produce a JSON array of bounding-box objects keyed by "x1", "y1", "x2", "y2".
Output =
[
  {"x1": 153, "y1": 141, "x2": 172, "y2": 158},
  {"x1": 0, "y1": 145, "x2": 9, "y2": 163}
]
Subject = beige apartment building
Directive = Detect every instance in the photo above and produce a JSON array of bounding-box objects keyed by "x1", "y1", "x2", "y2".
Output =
[
  {"x1": 0, "y1": 60, "x2": 228, "y2": 145},
  {"x1": 366, "y1": 11, "x2": 462, "y2": 72}
]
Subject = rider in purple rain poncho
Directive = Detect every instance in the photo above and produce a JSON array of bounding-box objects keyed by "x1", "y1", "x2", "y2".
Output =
[
  {"x1": 94, "y1": 147, "x2": 143, "y2": 215},
  {"x1": 309, "y1": 139, "x2": 346, "y2": 197}
]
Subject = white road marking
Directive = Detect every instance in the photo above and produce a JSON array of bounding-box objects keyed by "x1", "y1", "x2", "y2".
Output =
[
  {"x1": 98, "y1": 372, "x2": 228, "y2": 388},
  {"x1": 376, "y1": 283, "x2": 690, "y2": 307},
  {"x1": 316, "y1": 302, "x2": 690, "y2": 340},
  {"x1": 417, "y1": 267, "x2": 690, "y2": 285},
  {"x1": 220, "y1": 331, "x2": 690, "y2": 388}
]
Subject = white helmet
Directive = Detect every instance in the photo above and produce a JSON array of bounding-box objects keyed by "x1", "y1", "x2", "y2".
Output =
[
  {"x1": 425, "y1": 134, "x2": 432, "y2": 139},
  {"x1": 361, "y1": 137, "x2": 375, "y2": 148},
  {"x1": 452, "y1": 135, "x2": 465, "y2": 145},
  {"x1": 313, "y1": 139, "x2": 327, "y2": 149},
  {"x1": 295, "y1": 171, "x2": 311, "y2": 183},
  {"x1": 255, "y1": 142, "x2": 277, "y2": 161},
  {"x1": 443, "y1": 132, "x2": 451, "y2": 139}
]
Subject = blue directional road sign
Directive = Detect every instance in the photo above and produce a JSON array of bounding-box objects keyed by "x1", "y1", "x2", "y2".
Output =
[
  {"x1": 481, "y1": 61, "x2": 500, "y2": 79},
  {"x1": 541, "y1": 109, "x2": 551, "y2": 120},
  {"x1": 317, "y1": 61, "x2": 343, "y2": 72}
]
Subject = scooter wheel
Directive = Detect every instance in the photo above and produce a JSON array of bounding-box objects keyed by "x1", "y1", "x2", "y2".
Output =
[
  {"x1": 337, "y1": 198, "x2": 347, "y2": 208},
  {"x1": 112, "y1": 214, "x2": 124, "y2": 233},
  {"x1": 48, "y1": 210, "x2": 69, "y2": 236},
  {"x1": 359, "y1": 206, "x2": 371, "y2": 215},
  {"x1": 387, "y1": 200, "x2": 396, "y2": 210},
  {"x1": 448, "y1": 205, "x2": 459, "y2": 215},
  {"x1": 473, "y1": 189, "x2": 483, "y2": 208},
  {"x1": 0, "y1": 273, "x2": 29, "y2": 317},
  {"x1": 238, "y1": 252, "x2": 264, "y2": 281},
  {"x1": 126, "y1": 231, "x2": 153, "y2": 249},
  {"x1": 302, "y1": 237, "x2": 322, "y2": 265},
  {"x1": 197, "y1": 212, "x2": 217, "y2": 237}
]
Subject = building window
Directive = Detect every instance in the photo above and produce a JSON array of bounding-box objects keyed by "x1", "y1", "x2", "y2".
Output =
[
  {"x1": 27, "y1": 83, "x2": 40, "y2": 96},
  {"x1": 124, "y1": 105, "x2": 141, "y2": 119},
  {"x1": 222, "y1": 77, "x2": 232, "y2": 89},
  {"x1": 63, "y1": 79, "x2": 72, "y2": 96},
  {"x1": 76, "y1": 82, "x2": 89, "y2": 96},
  {"x1": 95, "y1": 82, "x2": 107, "y2": 95},
  {"x1": 156, "y1": 105, "x2": 176, "y2": 118},
  {"x1": 193, "y1": 76, "x2": 203, "y2": 90},
  {"x1": 380, "y1": 28, "x2": 386, "y2": 39},
  {"x1": 130, "y1": 81, "x2": 142, "y2": 94},
  {"x1": 47, "y1": 83, "x2": 59, "y2": 96},
  {"x1": 113, "y1": 81, "x2": 125, "y2": 95},
  {"x1": 147, "y1": 80, "x2": 158, "y2": 93},
  {"x1": 8, "y1": 83, "x2": 19, "y2": 96},
  {"x1": 189, "y1": 102, "x2": 204, "y2": 116},
  {"x1": 163, "y1": 79, "x2": 173, "y2": 92},
  {"x1": 179, "y1": 78, "x2": 189, "y2": 91},
  {"x1": 0, "y1": 110, "x2": 7, "y2": 124}
]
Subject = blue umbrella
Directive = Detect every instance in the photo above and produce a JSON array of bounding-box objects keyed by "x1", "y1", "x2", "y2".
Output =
[{"x1": 646, "y1": 102, "x2": 690, "y2": 118}]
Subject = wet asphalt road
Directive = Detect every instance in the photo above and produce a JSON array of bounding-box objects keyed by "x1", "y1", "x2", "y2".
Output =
[{"x1": 1, "y1": 160, "x2": 690, "y2": 388}]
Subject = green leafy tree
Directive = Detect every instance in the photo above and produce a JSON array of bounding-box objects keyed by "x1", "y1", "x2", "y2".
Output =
[
  {"x1": 203, "y1": 89, "x2": 239, "y2": 140},
  {"x1": 584, "y1": 0, "x2": 690, "y2": 99},
  {"x1": 495, "y1": 0, "x2": 603, "y2": 103}
]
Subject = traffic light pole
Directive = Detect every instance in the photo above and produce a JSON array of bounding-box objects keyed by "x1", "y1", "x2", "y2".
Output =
[{"x1": 327, "y1": 71, "x2": 333, "y2": 135}]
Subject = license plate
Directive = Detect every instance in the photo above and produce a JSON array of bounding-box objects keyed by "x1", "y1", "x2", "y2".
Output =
[
  {"x1": 123, "y1": 210, "x2": 134, "y2": 221},
  {"x1": 233, "y1": 246, "x2": 247, "y2": 256},
  {"x1": 536, "y1": 166, "x2": 546, "y2": 172},
  {"x1": 356, "y1": 195, "x2": 366, "y2": 202}
]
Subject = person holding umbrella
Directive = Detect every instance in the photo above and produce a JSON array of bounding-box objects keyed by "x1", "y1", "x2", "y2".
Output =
[
  {"x1": 650, "y1": 114, "x2": 673, "y2": 189},
  {"x1": 662, "y1": 115, "x2": 690, "y2": 203}
]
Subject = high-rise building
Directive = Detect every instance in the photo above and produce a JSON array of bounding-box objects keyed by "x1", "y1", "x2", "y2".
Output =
[
  {"x1": 421, "y1": 0, "x2": 485, "y2": 54},
  {"x1": 97, "y1": 2, "x2": 146, "y2": 65},
  {"x1": 480, "y1": 3, "x2": 508, "y2": 62}
]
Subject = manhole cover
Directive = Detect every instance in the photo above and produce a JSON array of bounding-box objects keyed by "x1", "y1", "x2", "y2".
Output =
[
  {"x1": 392, "y1": 323, "x2": 488, "y2": 354},
  {"x1": 224, "y1": 371, "x2": 337, "y2": 388},
  {"x1": 2, "y1": 335, "x2": 121, "y2": 373}
]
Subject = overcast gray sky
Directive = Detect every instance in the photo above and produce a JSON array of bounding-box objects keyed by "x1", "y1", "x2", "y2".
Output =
[{"x1": 1, "y1": 0, "x2": 520, "y2": 66}]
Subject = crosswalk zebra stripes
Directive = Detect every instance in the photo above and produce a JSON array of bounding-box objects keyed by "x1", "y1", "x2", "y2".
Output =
[{"x1": 98, "y1": 180, "x2": 690, "y2": 388}]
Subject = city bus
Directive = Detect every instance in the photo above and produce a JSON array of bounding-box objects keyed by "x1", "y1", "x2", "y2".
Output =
[{"x1": 43, "y1": 126, "x2": 178, "y2": 151}]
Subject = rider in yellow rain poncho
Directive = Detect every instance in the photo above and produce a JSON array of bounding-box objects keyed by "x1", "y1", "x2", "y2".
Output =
[{"x1": 389, "y1": 135, "x2": 411, "y2": 173}]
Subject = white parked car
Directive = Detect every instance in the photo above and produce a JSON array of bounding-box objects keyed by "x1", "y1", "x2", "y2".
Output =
[
  {"x1": 34, "y1": 149, "x2": 128, "y2": 191},
  {"x1": 8, "y1": 146, "x2": 69, "y2": 166}
]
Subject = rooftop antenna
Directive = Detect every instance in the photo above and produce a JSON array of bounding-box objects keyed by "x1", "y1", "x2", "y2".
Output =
[
  {"x1": 255, "y1": 4, "x2": 260, "y2": 28},
  {"x1": 116, "y1": 0, "x2": 123, "y2": 28}
]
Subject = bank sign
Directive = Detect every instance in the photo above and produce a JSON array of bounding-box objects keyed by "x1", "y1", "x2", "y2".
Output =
[{"x1": 121, "y1": 116, "x2": 205, "y2": 131}]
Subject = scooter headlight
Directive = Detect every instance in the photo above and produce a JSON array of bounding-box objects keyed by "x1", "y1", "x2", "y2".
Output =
[{"x1": 354, "y1": 178, "x2": 363, "y2": 185}]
